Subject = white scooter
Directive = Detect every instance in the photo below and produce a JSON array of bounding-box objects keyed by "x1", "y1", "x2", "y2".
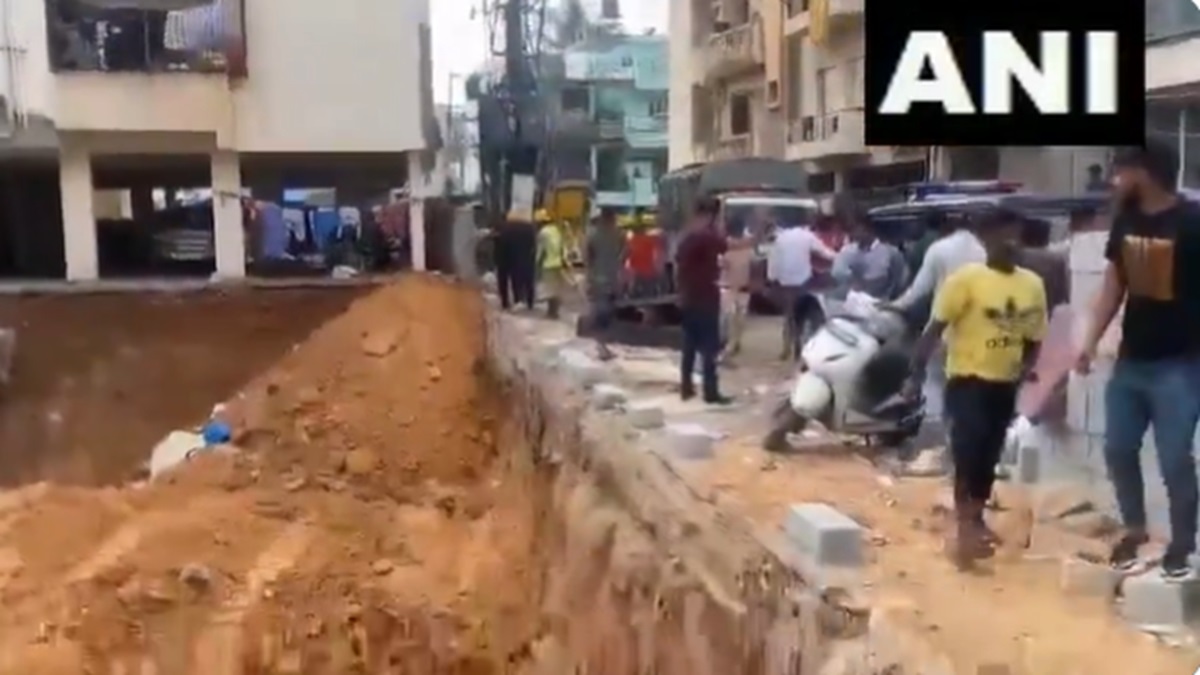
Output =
[{"x1": 763, "y1": 294, "x2": 924, "y2": 452}]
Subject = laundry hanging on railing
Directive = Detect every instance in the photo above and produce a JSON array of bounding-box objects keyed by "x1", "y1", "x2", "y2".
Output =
[{"x1": 164, "y1": 0, "x2": 226, "y2": 51}]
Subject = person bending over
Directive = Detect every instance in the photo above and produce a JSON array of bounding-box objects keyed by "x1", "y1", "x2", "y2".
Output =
[{"x1": 904, "y1": 207, "x2": 1046, "y2": 568}]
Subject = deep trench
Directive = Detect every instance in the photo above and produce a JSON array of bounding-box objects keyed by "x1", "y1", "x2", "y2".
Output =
[{"x1": 0, "y1": 279, "x2": 884, "y2": 673}]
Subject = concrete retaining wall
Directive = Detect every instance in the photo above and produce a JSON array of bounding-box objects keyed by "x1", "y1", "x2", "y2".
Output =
[{"x1": 485, "y1": 307, "x2": 952, "y2": 673}]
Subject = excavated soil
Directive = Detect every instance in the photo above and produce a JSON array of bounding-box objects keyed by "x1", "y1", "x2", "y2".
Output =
[
  {"x1": 0, "y1": 279, "x2": 553, "y2": 672},
  {"x1": 0, "y1": 288, "x2": 364, "y2": 486}
]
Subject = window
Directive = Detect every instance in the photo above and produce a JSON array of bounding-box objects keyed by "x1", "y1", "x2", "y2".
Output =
[
  {"x1": 785, "y1": 35, "x2": 802, "y2": 120},
  {"x1": 728, "y1": 92, "x2": 751, "y2": 136},
  {"x1": 560, "y1": 87, "x2": 590, "y2": 112},
  {"x1": 815, "y1": 66, "x2": 832, "y2": 116},
  {"x1": 595, "y1": 148, "x2": 629, "y2": 191},
  {"x1": 648, "y1": 93, "x2": 668, "y2": 117}
]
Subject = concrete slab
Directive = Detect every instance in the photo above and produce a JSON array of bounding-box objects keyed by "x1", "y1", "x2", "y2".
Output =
[
  {"x1": 591, "y1": 384, "x2": 628, "y2": 411},
  {"x1": 1122, "y1": 572, "x2": 1200, "y2": 630},
  {"x1": 557, "y1": 348, "x2": 606, "y2": 387},
  {"x1": 662, "y1": 422, "x2": 719, "y2": 460},
  {"x1": 783, "y1": 503, "x2": 864, "y2": 567},
  {"x1": 625, "y1": 401, "x2": 666, "y2": 429}
]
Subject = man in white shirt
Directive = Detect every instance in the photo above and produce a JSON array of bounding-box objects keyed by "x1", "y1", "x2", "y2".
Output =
[
  {"x1": 892, "y1": 214, "x2": 986, "y2": 311},
  {"x1": 768, "y1": 225, "x2": 838, "y2": 360},
  {"x1": 888, "y1": 212, "x2": 986, "y2": 425}
]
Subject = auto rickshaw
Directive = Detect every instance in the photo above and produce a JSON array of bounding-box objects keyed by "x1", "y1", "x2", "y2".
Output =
[{"x1": 543, "y1": 180, "x2": 591, "y2": 266}]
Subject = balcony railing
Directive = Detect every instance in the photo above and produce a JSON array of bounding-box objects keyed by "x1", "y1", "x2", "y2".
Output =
[
  {"x1": 704, "y1": 22, "x2": 760, "y2": 78},
  {"x1": 46, "y1": 0, "x2": 246, "y2": 75},
  {"x1": 711, "y1": 135, "x2": 752, "y2": 160}
]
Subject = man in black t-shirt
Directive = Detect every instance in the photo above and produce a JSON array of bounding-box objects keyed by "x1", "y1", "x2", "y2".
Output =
[{"x1": 1077, "y1": 142, "x2": 1200, "y2": 582}]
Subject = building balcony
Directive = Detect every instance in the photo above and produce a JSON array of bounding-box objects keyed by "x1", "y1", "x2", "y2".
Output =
[
  {"x1": 785, "y1": 0, "x2": 863, "y2": 35},
  {"x1": 828, "y1": 0, "x2": 864, "y2": 23},
  {"x1": 45, "y1": 0, "x2": 245, "y2": 141},
  {"x1": 624, "y1": 115, "x2": 667, "y2": 148},
  {"x1": 46, "y1": 0, "x2": 246, "y2": 76},
  {"x1": 785, "y1": 110, "x2": 868, "y2": 162},
  {"x1": 703, "y1": 22, "x2": 762, "y2": 80},
  {"x1": 710, "y1": 135, "x2": 753, "y2": 160},
  {"x1": 551, "y1": 110, "x2": 626, "y2": 145}
]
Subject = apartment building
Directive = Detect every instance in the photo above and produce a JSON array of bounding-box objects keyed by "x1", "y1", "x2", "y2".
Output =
[
  {"x1": 554, "y1": 36, "x2": 668, "y2": 210},
  {"x1": 667, "y1": 0, "x2": 786, "y2": 169},
  {"x1": 1147, "y1": 0, "x2": 1200, "y2": 188},
  {"x1": 0, "y1": 0, "x2": 433, "y2": 282}
]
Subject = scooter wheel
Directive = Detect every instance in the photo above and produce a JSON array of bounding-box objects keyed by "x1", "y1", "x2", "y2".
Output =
[{"x1": 763, "y1": 409, "x2": 806, "y2": 453}]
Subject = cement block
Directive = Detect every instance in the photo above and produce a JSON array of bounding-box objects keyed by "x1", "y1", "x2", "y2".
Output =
[
  {"x1": 663, "y1": 423, "x2": 714, "y2": 459},
  {"x1": 1015, "y1": 443, "x2": 1041, "y2": 484},
  {"x1": 1121, "y1": 573, "x2": 1200, "y2": 629},
  {"x1": 557, "y1": 349, "x2": 605, "y2": 387},
  {"x1": 1060, "y1": 557, "x2": 1120, "y2": 600},
  {"x1": 624, "y1": 401, "x2": 665, "y2": 429},
  {"x1": 591, "y1": 384, "x2": 628, "y2": 411},
  {"x1": 783, "y1": 503, "x2": 864, "y2": 567}
]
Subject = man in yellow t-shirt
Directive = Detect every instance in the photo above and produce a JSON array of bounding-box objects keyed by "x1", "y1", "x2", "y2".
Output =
[
  {"x1": 536, "y1": 209, "x2": 569, "y2": 319},
  {"x1": 903, "y1": 207, "x2": 1047, "y2": 568}
]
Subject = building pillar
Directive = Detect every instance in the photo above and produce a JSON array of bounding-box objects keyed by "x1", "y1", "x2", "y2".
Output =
[
  {"x1": 210, "y1": 150, "x2": 246, "y2": 279},
  {"x1": 407, "y1": 151, "x2": 429, "y2": 271},
  {"x1": 59, "y1": 143, "x2": 98, "y2": 281},
  {"x1": 131, "y1": 186, "x2": 155, "y2": 221}
]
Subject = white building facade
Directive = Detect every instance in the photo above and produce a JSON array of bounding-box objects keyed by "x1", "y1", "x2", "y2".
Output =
[{"x1": 0, "y1": 0, "x2": 432, "y2": 280}]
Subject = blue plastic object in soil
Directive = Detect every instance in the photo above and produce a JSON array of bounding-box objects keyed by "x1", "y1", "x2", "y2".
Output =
[{"x1": 202, "y1": 420, "x2": 232, "y2": 446}]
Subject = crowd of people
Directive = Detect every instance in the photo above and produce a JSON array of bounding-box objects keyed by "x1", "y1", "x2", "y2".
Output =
[{"x1": 494, "y1": 141, "x2": 1200, "y2": 578}]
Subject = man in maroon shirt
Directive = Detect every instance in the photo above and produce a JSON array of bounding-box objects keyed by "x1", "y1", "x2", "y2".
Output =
[{"x1": 675, "y1": 197, "x2": 738, "y2": 404}]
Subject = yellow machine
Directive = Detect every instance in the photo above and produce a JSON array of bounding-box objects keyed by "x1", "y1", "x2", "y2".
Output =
[{"x1": 543, "y1": 180, "x2": 590, "y2": 266}]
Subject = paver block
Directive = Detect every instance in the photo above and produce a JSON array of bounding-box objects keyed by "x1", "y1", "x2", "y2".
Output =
[
  {"x1": 1121, "y1": 573, "x2": 1200, "y2": 629},
  {"x1": 1060, "y1": 557, "x2": 1120, "y2": 600},
  {"x1": 557, "y1": 349, "x2": 605, "y2": 387},
  {"x1": 783, "y1": 503, "x2": 864, "y2": 567},
  {"x1": 1015, "y1": 443, "x2": 1041, "y2": 484},
  {"x1": 591, "y1": 384, "x2": 628, "y2": 411},
  {"x1": 662, "y1": 423, "x2": 714, "y2": 459},
  {"x1": 625, "y1": 401, "x2": 665, "y2": 429}
]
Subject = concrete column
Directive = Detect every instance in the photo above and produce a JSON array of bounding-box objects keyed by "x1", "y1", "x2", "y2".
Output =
[
  {"x1": 210, "y1": 150, "x2": 246, "y2": 279},
  {"x1": 131, "y1": 186, "x2": 155, "y2": 221},
  {"x1": 59, "y1": 144, "x2": 98, "y2": 281},
  {"x1": 407, "y1": 151, "x2": 430, "y2": 271}
]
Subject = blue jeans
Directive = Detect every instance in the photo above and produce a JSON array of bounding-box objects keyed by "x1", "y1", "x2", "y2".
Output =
[
  {"x1": 680, "y1": 305, "x2": 721, "y2": 399},
  {"x1": 1104, "y1": 356, "x2": 1200, "y2": 556}
]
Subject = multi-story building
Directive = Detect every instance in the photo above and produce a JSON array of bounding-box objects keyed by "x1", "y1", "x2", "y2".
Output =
[
  {"x1": 0, "y1": 0, "x2": 433, "y2": 281},
  {"x1": 667, "y1": 0, "x2": 786, "y2": 169},
  {"x1": 551, "y1": 35, "x2": 668, "y2": 210},
  {"x1": 1146, "y1": 0, "x2": 1200, "y2": 188},
  {"x1": 670, "y1": 0, "x2": 1111, "y2": 195}
]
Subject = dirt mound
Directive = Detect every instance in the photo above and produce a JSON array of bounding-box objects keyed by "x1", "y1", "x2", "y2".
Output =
[{"x1": 0, "y1": 278, "x2": 545, "y2": 673}]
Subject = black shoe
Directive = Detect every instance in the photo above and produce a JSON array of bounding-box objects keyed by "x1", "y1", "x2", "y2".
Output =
[
  {"x1": 681, "y1": 387, "x2": 696, "y2": 402},
  {"x1": 1161, "y1": 546, "x2": 1196, "y2": 582},
  {"x1": 704, "y1": 394, "x2": 733, "y2": 406},
  {"x1": 1109, "y1": 532, "x2": 1150, "y2": 572}
]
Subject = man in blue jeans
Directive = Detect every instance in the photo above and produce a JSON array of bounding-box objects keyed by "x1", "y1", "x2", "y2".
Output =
[{"x1": 1077, "y1": 142, "x2": 1200, "y2": 581}]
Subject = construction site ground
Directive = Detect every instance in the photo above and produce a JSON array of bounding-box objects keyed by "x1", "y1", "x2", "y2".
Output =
[{"x1": 0, "y1": 277, "x2": 1191, "y2": 672}]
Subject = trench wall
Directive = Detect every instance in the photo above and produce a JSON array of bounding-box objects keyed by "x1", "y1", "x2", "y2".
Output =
[{"x1": 485, "y1": 307, "x2": 951, "y2": 674}]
